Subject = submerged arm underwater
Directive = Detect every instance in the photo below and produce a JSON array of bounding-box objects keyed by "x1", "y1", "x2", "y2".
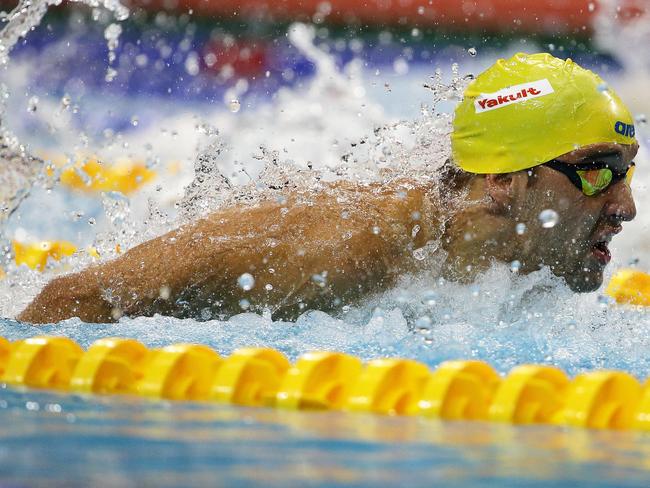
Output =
[{"x1": 18, "y1": 181, "x2": 436, "y2": 324}]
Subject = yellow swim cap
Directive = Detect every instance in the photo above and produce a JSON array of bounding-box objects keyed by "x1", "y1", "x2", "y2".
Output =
[{"x1": 452, "y1": 52, "x2": 637, "y2": 174}]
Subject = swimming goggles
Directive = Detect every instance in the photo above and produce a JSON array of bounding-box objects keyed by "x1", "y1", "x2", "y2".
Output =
[{"x1": 544, "y1": 160, "x2": 635, "y2": 197}]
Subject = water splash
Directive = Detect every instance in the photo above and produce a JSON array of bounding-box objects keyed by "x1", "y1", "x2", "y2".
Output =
[
  {"x1": 0, "y1": 0, "x2": 128, "y2": 67},
  {"x1": 0, "y1": 143, "x2": 42, "y2": 227},
  {"x1": 0, "y1": 0, "x2": 129, "y2": 226}
]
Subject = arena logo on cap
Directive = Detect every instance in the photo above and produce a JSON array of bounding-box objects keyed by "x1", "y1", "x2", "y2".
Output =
[
  {"x1": 474, "y1": 79, "x2": 554, "y2": 113},
  {"x1": 614, "y1": 121, "x2": 635, "y2": 138}
]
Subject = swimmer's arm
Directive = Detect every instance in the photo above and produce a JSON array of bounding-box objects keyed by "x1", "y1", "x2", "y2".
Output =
[
  {"x1": 17, "y1": 270, "x2": 116, "y2": 323},
  {"x1": 17, "y1": 182, "x2": 433, "y2": 324}
]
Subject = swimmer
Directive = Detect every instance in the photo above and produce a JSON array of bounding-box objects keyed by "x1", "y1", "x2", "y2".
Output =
[{"x1": 18, "y1": 53, "x2": 639, "y2": 324}]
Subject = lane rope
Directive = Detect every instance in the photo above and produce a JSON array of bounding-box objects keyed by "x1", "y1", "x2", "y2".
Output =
[{"x1": 0, "y1": 335, "x2": 648, "y2": 431}]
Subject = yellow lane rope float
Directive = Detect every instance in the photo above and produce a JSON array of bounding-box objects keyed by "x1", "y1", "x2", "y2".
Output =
[
  {"x1": 1, "y1": 336, "x2": 649, "y2": 432},
  {"x1": 44, "y1": 155, "x2": 157, "y2": 195},
  {"x1": 606, "y1": 269, "x2": 650, "y2": 306},
  {"x1": 12, "y1": 240, "x2": 78, "y2": 271},
  {"x1": 10, "y1": 240, "x2": 113, "y2": 272}
]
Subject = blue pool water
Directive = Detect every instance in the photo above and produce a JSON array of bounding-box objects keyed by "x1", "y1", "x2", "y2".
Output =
[{"x1": 2, "y1": 385, "x2": 650, "y2": 487}]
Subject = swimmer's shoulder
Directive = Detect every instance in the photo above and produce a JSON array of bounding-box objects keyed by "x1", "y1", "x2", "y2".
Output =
[{"x1": 190, "y1": 177, "x2": 438, "y2": 238}]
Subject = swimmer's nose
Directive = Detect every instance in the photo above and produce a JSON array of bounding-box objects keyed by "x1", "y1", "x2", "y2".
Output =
[{"x1": 603, "y1": 182, "x2": 636, "y2": 223}]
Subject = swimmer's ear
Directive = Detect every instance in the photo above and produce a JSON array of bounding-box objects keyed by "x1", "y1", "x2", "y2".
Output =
[{"x1": 484, "y1": 172, "x2": 529, "y2": 214}]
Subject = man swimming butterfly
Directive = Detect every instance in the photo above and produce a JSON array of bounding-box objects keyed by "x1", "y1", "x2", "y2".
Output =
[{"x1": 18, "y1": 53, "x2": 639, "y2": 324}]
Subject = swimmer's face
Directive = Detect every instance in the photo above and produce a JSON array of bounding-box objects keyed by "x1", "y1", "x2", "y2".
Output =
[{"x1": 516, "y1": 142, "x2": 638, "y2": 291}]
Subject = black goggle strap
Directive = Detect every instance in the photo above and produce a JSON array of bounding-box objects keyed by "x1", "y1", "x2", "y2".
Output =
[{"x1": 545, "y1": 160, "x2": 584, "y2": 191}]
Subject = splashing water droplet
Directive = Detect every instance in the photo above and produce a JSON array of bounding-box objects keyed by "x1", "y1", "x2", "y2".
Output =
[
  {"x1": 423, "y1": 289, "x2": 437, "y2": 306},
  {"x1": 515, "y1": 222, "x2": 527, "y2": 235},
  {"x1": 538, "y1": 209, "x2": 559, "y2": 228},
  {"x1": 311, "y1": 272, "x2": 327, "y2": 287},
  {"x1": 393, "y1": 57, "x2": 409, "y2": 75},
  {"x1": 412, "y1": 248, "x2": 426, "y2": 261},
  {"x1": 26, "y1": 95, "x2": 38, "y2": 113},
  {"x1": 237, "y1": 273, "x2": 255, "y2": 291},
  {"x1": 635, "y1": 113, "x2": 647, "y2": 125},
  {"x1": 597, "y1": 294, "x2": 612, "y2": 308},
  {"x1": 130, "y1": 115, "x2": 139, "y2": 126},
  {"x1": 229, "y1": 99, "x2": 241, "y2": 113},
  {"x1": 468, "y1": 47, "x2": 477, "y2": 56},
  {"x1": 60, "y1": 94, "x2": 71, "y2": 110},
  {"x1": 239, "y1": 299, "x2": 250, "y2": 310},
  {"x1": 588, "y1": 2, "x2": 596, "y2": 12},
  {"x1": 415, "y1": 315, "x2": 432, "y2": 331},
  {"x1": 105, "y1": 68, "x2": 117, "y2": 83},
  {"x1": 510, "y1": 260, "x2": 521, "y2": 273},
  {"x1": 159, "y1": 285, "x2": 171, "y2": 300},
  {"x1": 597, "y1": 82, "x2": 609, "y2": 92},
  {"x1": 184, "y1": 52, "x2": 200, "y2": 76},
  {"x1": 371, "y1": 226, "x2": 381, "y2": 235}
]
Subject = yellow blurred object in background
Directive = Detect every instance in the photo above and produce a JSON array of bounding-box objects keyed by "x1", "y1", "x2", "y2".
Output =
[
  {"x1": 60, "y1": 158, "x2": 156, "y2": 194},
  {"x1": 13, "y1": 240, "x2": 78, "y2": 271},
  {"x1": 44, "y1": 155, "x2": 156, "y2": 195},
  {"x1": 606, "y1": 269, "x2": 650, "y2": 306}
]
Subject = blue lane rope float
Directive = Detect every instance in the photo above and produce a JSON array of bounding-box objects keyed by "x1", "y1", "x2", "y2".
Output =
[{"x1": 1, "y1": 336, "x2": 649, "y2": 432}]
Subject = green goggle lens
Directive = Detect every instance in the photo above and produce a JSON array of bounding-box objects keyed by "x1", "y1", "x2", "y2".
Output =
[{"x1": 577, "y1": 168, "x2": 613, "y2": 196}]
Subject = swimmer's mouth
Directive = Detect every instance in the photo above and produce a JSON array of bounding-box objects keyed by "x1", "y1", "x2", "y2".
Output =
[
  {"x1": 590, "y1": 228, "x2": 620, "y2": 265},
  {"x1": 591, "y1": 240, "x2": 611, "y2": 265}
]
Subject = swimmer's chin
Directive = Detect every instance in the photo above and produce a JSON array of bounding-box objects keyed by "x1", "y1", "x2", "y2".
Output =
[{"x1": 441, "y1": 257, "x2": 605, "y2": 293}]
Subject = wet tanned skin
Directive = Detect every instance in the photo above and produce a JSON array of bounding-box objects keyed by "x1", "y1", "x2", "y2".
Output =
[
  {"x1": 18, "y1": 180, "x2": 438, "y2": 324},
  {"x1": 18, "y1": 142, "x2": 638, "y2": 324}
]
